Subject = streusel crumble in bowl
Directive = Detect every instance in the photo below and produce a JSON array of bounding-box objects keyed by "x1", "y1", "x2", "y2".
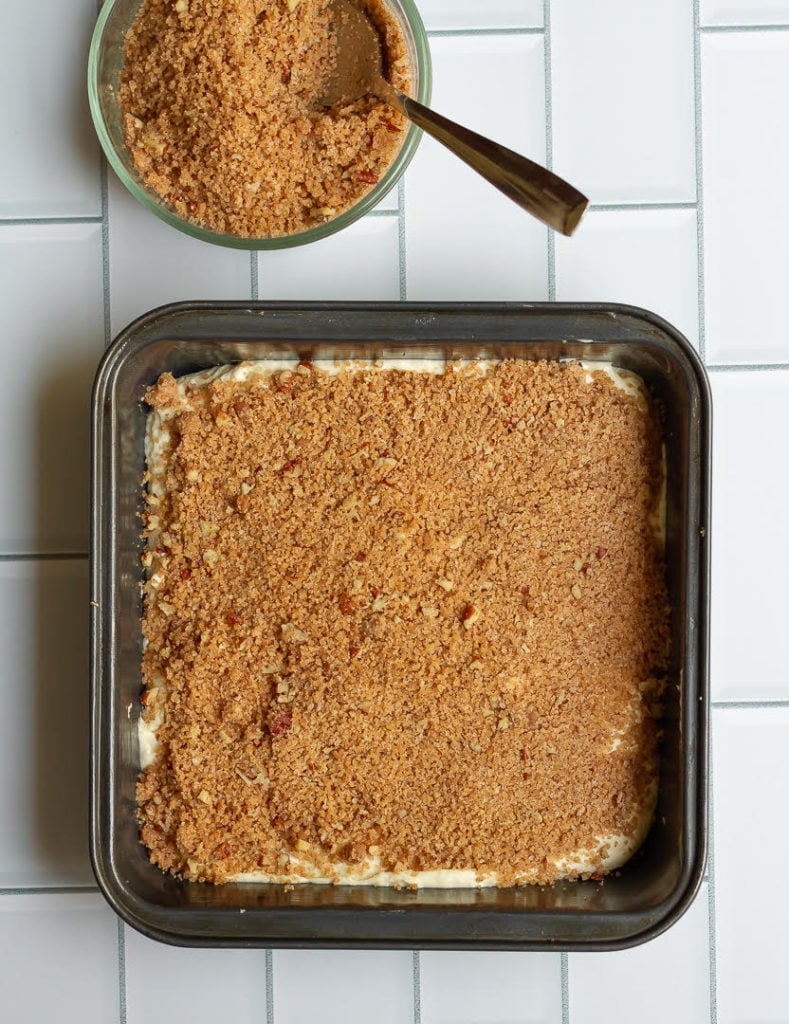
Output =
[{"x1": 88, "y1": 0, "x2": 431, "y2": 248}]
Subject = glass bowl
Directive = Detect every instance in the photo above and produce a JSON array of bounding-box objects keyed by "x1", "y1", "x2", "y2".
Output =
[{"x1": 87, "y1": 0, "x2": 432, "y2": 250}]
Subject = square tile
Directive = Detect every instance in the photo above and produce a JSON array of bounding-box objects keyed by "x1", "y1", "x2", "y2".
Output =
[
  {"x1": 404, "y1": 34, "x2": 548, "y2": 300},
  {"x1": 702, "y1": 32, "x2": 789, "y2": 364},
  {"x1": 418, "y1": 0, "x2": 543, "y2": 30},
  {"x1": 713, "y1": 707, "x2": 789, "y2": 1022},
  {"x1": 272, "y1": 950, "x2": 413, "y2": 1024},
  {"x1": 421, "y1": 951, "x2": 561, "y2": 1024},
  {"x1": 373, "y1": 185, "x2": 400, "y2": 214},
  {"x1": 0, "y1": 893, "x2": 118, "y2": 1024},
  {"x1": 108, "y1": 177, "x2": 251, "y2": 337},
  {"x1": 0, "y1": 560, "x2": 92, "y2": 887},
  {"x1": 124, "y1": 926, "x2": 267, "y2": 1024},
  {"x1": 551, "y1": 0, "x2": 696, "y2": 203},
  {"x1": 0, "y1": 223, "x2": 103, "y2": 554},
  {"x1": 710, "y1": 371, "x2": 789, "y2": 701},
  {"x1": 555, "y1": 207, "x2": 700, "y2": 346},
  {"x1": 0, "y1": 1, "x2": 100, "y2": 217},
  {"x1": 701, "y1": 2, "x2": 789, "y2": 25},
  {"x1": 258, "y1": 215, "x2": 400, "y2": 300},
  {"x1": 568, "y1": 885, "x2": 711, "y2": 1024}
]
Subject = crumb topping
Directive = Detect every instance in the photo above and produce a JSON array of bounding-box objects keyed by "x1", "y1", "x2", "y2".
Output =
[
  {"x1": 138, "y1": 359, "x2": 669, "y2": 886},
  {"x1": 119, "y1": 0, "x2": 410, "y2": 237}
]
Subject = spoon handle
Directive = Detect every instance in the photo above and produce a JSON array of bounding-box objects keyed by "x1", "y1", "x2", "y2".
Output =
[{"x1": 397, "y1": 95, "x2": 588, "y2": 236}]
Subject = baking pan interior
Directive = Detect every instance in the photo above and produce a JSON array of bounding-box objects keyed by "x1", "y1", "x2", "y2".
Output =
[{"x1": 91, "y1": 302, "x2": 709, "y2": 948}]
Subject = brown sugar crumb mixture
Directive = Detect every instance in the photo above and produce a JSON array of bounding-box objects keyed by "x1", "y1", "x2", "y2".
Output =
[
  {"x1": 138, "y1": 359, "x2": 670, "y2": 887},
  {"x1": 119, "y1": 0, "x2": 410, "y2": 237}
]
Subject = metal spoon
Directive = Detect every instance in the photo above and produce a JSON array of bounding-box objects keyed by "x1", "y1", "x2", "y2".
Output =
[{"x1": 322, "y1": 0, "x2": 588, "y2": 236}]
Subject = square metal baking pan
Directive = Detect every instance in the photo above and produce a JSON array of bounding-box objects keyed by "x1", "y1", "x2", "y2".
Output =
[{"x1": 90, "y1": 301, "x2": 710, "y2": 949}]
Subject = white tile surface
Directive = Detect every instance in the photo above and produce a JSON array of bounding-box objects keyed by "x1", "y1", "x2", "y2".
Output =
[
  {"x1": 551, "y1": 0, "x2": 696, "y2": 204},
  {"x1": 701, "y1": 1, "x2": 789, "y2": 25},
  {"x1": 0, "y1": 1, "x2": 100, "y2": 217},
  {"x1": 0, "y1": 223, "x2": 103, "y2": 554},
  {"x1": 0, "y1": 560, "x2": 91, "y2": 887},
  {"x1": 714, "y1": 707, "x2": 789, "y2": 1023},
  {"x1": 273, "y1": 950, "x2": 413, "y2": 1024},
  {"x1": 568, "y1": 886, "x2": 711, "y2": 1024},
  {"x1": 404, "y1": 34, "x2": 548, "y2": 301},
  {"x1": 555, "y1": 207, "x2": 700, "y2": 346},
  {"x1": 702, "y1": 32, "x2": 789, "y2": 364},
  {"x1": 710, "y1": 371, "x2": 789, "y2": 701},
  {"x1": 2, "y1": 0, "x2": 789, "y2": 1017},
  {"x1": 0, "y1": 893, "x2": 118, "y2": 1024},
  {"x1": 421, "y1": 951, "x2": 562, "y2": 1024},
  {"x1": 108, "y1": 177, "x2": 250, "y2": 337},
  {"x1": 124, "y1": 926, "x2": 267, "y2": 1024},
  {"x1": 258, "y1": 215, "x2": 401, "y2": 300},
  {"x1": 417, "y1": 0, "x2": 543, "y2": 30}
]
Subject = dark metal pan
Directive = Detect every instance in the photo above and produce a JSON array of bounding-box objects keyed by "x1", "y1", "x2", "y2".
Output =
[{"x1": 90, "y1": 301, "x2": 710, "y2": 949}]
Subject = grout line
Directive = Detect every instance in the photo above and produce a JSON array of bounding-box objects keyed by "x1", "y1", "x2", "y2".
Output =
[
  {"x1": 101, "y1": 153, "x2": 112, "y2": 348},
  {"x1": 706, "y1": 362, "x2": 789, "y2": 373},
  {"x1": 98, "y1": 0, "x2": 112, "y2": 348},
  {"x1": 547, "y1": 228, "x2": 556, "y2": 302},
  {"x1": 426, "y1": 26, "x2": 545, "y2": 39},
  {"x1": 0, "y1": 885, "x2": 98, "y2": 896},
  {"x1": 588, "y1": 200, "x2": 698, "y2": 212},
  {"x1": 0, "y1": 216, "x2": 104, "y2": 227},
  {"x1": 118, "y1": 919, "x2": 128, "y2": 1024},
  {"x1": 693, "y1": 0, "x2": 708, "y2": 362},
  {"x1": 0, "y1": 552, "x2": 88, "y2": 562},
  {"x1": 366, "y1": 207, "x2": 400, "y2": 218},
  {"x1": 707, "y1": 719, "x2": 718, "y2": 1024},
  {"x1": 561, "y1": 953, "x2": 570, "y2": 1024},
  {"x1": 266, "y1": 948, "x2": 274, "y2": 1024},
  {"x1": 701, "y1": 22, "x2": 789, "y2": 33},
  {"x1": 543, "y1": 0, "x2": 556, "y2": 302},
  {"x1": 251, "y1": 252, "x2": 259, "y2": 300},
  {"x1": 712, "y1": 699, "x2": 789, "y2": 709},
  {"x1": 412, "y1": 951, "x2": 422, "y2": 1024},
  {"x1": 546, "y1": 228, "x2": 556, "y2": 301},
  {"x1": 397, "y1": 179, "x2": 407, "y2": 301}
]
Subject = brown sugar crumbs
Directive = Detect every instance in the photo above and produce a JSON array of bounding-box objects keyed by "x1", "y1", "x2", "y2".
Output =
[
  {"x1": 119, "y1": 0, "x2": 411, "y2": 237},
  {"x1": 138, "y1": 359, "x2": 670, "y2": 886}
]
